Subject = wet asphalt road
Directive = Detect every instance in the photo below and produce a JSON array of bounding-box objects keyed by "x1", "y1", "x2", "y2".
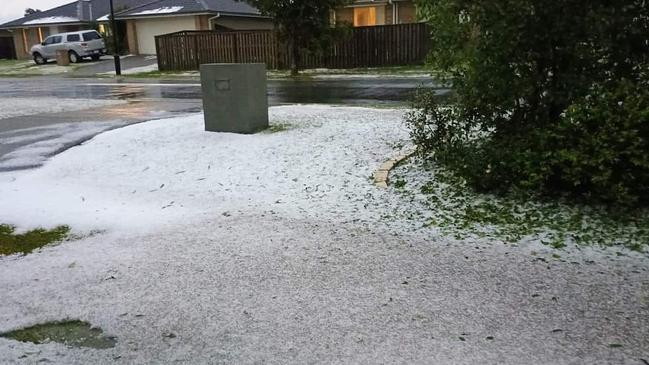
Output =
[
  {"x1": 0, "y1": 75, "x2": 447, "y2": 170},
  {"x1": 0, "y1": 76, "x2": 444, "y2": 106}
]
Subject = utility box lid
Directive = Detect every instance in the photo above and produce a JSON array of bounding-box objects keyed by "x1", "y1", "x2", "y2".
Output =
[{"x1": 200, "y1": 63, "x2": 269, "y2": 134}]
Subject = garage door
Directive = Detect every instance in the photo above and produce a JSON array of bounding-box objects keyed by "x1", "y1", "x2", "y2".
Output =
[
  {"x1": 0, "y1": 36, "x2": 16, "y2": 59},
  {"x1": 136, "y1": 16, "x2": 196, "y2": 55}
]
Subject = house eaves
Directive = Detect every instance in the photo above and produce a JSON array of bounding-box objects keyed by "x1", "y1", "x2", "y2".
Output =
[
  {"x1": 0, "y1": 0, "x2": 150, "y2": 30},
  {"x1": 113, "y1": 12, "x2": 214, "y2": 21}
]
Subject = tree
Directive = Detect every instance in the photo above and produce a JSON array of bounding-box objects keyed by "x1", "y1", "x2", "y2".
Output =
[
  {"x1": 24, "y1": 8, "x2": 42, "y2": 16},
  {"x1": 243, "y1": 0, "x2": 350, "y2": 75},
  {"x1": 408, "y1": 0, "x2": 649, "y2": 206}
]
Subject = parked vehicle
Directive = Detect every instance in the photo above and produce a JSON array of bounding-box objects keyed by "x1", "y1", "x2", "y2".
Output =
[{"x1": 31, "y1": 30, "x2": 106, "y2": 65}]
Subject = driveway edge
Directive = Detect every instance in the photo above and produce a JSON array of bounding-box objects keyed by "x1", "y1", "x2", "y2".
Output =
[{"x1": 373, "y1": 146, "x2": 417, "y2": 188}]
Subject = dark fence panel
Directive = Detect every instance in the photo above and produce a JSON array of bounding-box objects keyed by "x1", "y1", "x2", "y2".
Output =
[{"x1": 156, "y1": 23, "x2": 430, "y2": 72}]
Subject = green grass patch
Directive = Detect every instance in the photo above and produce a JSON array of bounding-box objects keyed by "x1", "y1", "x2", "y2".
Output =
[
  {"x1": 0, "y1": 320, "x2": 116, "y2": 349},
  {"x1": 263, "y1": 122, "x2": 294, "y2": 133},
  {"x1": 267, "y1": 65, "x2": 447, "y2": 80},
  {"x1": 127, "y1": 70, "x2": 199, "y2": 78},
  {"x1": 127, "y1": 70, "x2": 165, "y2": 78},
  {"x1": 0, "y1": 60, "x2": 33, "y2": 74},
  {"x1": 127, "y1": 65, "x2": 445, "y2": 80},
  {"x1": 336, "y1": 65, "x2": 432, "y2": 75},
  {"x1": 393, "y1": 179, "x2": 407, "y2": 189},
  {"x1": 0, "y1": 224, "x2": 70, "y2": 256},
  {"x1": 0, "y1": 59, "x2": 27, "y2": 66},
  {"x1": 392, "y1": 160, "x2": 649, "y2": 250},
  {"x1": 360, "y1": 103, "x2": 410, "y2": 110},
  {"x1": 0, "y1": 61, "x2": 80, "y2": 77}
]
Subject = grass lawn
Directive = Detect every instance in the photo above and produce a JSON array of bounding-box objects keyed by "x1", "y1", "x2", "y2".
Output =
[
  {"x1": 125, "y1": 65, "x2": 441, "y2": 79},
  {"x1": 0, "y1": 59, "x2": 80, "y2": 77},
  {"x1": 0, "y1": 59, "x2": 32, "y2": 73},
  {"x1": 124, "y1": 70, "x2": 195, "y2": 78},
  {"x1": 0, "y1": 59, "x2": 28, "y2": 66},
  {"x1": 0, "y1": 224, "x2": 70, "y2": 256},
  {"x1": 0, "y1": 320, "x2": 116, "y2": 349},
  {"x1": 268, "y1": 65, "x2": 440, "y2": 79}
]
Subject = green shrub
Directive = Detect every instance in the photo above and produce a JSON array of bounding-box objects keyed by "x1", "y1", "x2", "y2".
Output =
[
  {"x1": 545, "y1": 80, "x2": 649, "y2": 205},
  {"x1": 409, "y1": 0, "x2": 649, "y2": 207}
]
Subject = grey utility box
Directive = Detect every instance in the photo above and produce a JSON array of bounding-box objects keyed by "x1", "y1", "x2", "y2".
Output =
[{"x1": 200, "y1": 63, "x2": 269, "y2": 134}]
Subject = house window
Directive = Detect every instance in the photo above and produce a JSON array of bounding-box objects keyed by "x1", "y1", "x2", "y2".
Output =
[{"x1": 354, "y1": 7, "x2": 377, "y2": 27}]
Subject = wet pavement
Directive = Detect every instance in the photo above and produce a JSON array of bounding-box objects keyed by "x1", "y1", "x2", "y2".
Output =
[
  {"x1": 0, "y1": 99, "x2": 201, "y2": 133},
  {"x1": 0, "y1": 76, "x2": 445, "y2": 105},
  {"x1": 0, "y1": 75, "x2": 448, "y2": 170},
  {"x1": 0, "y1": 99, "x2": 202, "y2": 171},
  {"x1": 71, "y1": 55, "x2": 159, "y2": 77}
]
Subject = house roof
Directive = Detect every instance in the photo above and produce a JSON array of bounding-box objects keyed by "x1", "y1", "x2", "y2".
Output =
[
  {"x1": 0, "y1": 0, "x2": 261, "y2": 29},
  {"x1": 1, "y1": 2, "x2": 79, "y2": 28},
  {"x1": 0, "y1": 0, "x2": 145, "y2": 29},
  {"x1": 114, "y1": 0, "x2": 263, "y2": 19}
]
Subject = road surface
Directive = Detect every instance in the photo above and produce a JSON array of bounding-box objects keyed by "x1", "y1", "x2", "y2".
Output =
[{"x1": 0, "y1": 75, "x2": 448, "y2": 170}]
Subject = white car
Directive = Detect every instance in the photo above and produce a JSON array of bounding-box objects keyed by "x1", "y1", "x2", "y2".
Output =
[{"x1": 31, "y1": 30, "x2": 107, "y2": 65}]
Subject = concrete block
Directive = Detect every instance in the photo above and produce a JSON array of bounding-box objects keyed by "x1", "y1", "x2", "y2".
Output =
[
  {"x1": 374, "y1": 170, "x2": 389, "y2": 183},
  {"x1": 200, "y1": 63, "x2": 269, "y2": 134}
]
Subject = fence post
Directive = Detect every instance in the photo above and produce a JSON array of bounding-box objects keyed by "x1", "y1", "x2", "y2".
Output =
[
  {"x1": 155, "y1": 35, "x2": 162, "y2": 71},
  {"x1": 233, "y1": 33, "x2": 240, "y2": 63},
  {"x1": 194, "y1": 34, "x2": 200, "y2": 70}
]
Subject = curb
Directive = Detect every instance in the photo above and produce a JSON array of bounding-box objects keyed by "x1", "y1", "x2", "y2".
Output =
[{"x1": 373, "y1": 146, "x2": 417, "y2": 188}]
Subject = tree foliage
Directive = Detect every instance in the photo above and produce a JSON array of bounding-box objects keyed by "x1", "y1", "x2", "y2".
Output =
[
  {"x1": 243, "y1": 0, "x2": 350, "y2": 75},
  {"x1": 24, "y1": 8, "x2": 42, "y2": 16},
  {"x1": 408, "y1": 0, "x2": 649, "y2": 206}
]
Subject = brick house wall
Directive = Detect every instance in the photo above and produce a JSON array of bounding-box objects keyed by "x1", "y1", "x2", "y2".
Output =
[{"x1": 397, "y1": 1, "x2": 418, "y2": 24}]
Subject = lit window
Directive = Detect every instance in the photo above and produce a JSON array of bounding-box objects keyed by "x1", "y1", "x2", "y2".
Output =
[{"x1": 354, "y1": 7, "x2": 377, "y2": 26}]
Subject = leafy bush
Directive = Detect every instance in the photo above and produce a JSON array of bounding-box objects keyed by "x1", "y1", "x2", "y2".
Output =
[
  {"x1": 546, "y1": 80, "x2": 649, "y2": 205},
  {"x1": 409, "y1": 0, "x2": 649, "y2": 206}
]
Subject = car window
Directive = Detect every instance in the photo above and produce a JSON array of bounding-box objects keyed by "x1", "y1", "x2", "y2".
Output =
[
  {"x1": 43, "y1": 36, "x2": 62, "y2": 45},
  {"x1": 67, "y1": 34, "x2": 81, "y2": 42},
  {"x1": 82, "y1": 31, "x2": 101, "y2": 41}
]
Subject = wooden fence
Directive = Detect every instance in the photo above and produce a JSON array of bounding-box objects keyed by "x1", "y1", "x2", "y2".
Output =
[{"x1": 155, "y1": 23, "x2": 430, "y2": 72}]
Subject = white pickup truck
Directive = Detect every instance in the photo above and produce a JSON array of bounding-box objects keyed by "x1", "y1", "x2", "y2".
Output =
[{"x1": 31, "y1": 30, "x2": 107, "y2": 64}]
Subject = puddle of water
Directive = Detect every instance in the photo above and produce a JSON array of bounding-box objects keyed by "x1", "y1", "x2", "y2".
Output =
[{"x1": 0, "y1": 321, "x2": 117, "y2": 349}]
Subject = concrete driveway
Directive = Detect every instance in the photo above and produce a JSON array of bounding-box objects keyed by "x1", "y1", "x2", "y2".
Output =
[{"x1": 71, "y1": 55, "x2": 158, "y2": 77}]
